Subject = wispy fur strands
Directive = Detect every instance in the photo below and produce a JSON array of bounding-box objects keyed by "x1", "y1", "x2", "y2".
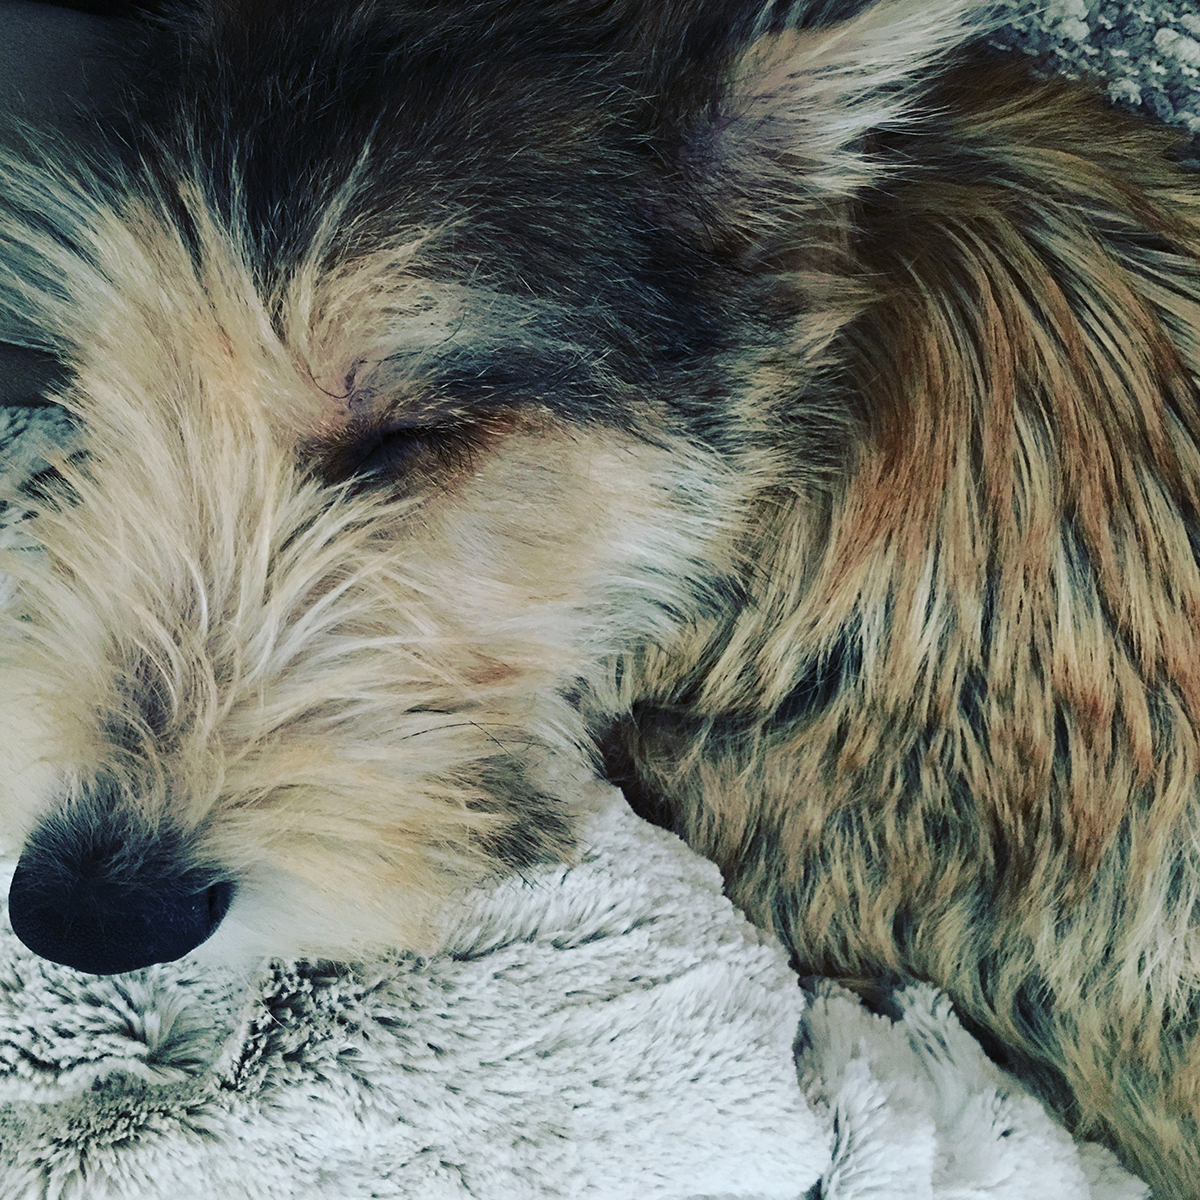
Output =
[
  {"x1": 0, "y1": 147, "x2": 744, "y2": 956},
  {"x1": 3, "y1": 0, "x2": 1200, "y2": 1192}
]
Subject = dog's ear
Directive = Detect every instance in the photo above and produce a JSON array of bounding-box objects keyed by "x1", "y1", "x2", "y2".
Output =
[{"x1": 667, "y1": 0, "x2": 985, "y2": 248}]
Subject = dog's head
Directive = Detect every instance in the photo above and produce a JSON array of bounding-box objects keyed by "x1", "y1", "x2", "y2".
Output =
[{"x1": 0, "y1": 0, "x2": 978, "y2": 972}]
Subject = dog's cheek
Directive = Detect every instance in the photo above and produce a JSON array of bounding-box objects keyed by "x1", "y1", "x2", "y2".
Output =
[{"x1": 406, "y1": 424, "x2": 745, "y2": 671}]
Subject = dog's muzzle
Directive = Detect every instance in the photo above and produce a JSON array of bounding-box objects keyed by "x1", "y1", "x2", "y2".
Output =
[{"x1": 6, "y1": 802, "x2": 234, "y2": 975}]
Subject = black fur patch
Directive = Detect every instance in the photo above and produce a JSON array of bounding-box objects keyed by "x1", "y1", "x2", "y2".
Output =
[
  {"x1": 771, "y1": 626, "x2": 863, "y2": 729},
  {"x1": 466, "y1": 755, "x2": 576, "y2": 874}
]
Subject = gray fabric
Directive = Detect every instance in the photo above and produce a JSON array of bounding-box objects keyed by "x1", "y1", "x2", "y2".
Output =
[
  {"x1": 0, "y1": 1, "x2": 122, "y2": 137},
  {"x1": 0, "y1": 789, "x2": 1148, "y2": 1199},
  {"x1": 0, "y1": 1, "x2": 125, "y2": 404},
  {"x1": 997, "y1": 0, "x2": 1200, "y2": 139}
]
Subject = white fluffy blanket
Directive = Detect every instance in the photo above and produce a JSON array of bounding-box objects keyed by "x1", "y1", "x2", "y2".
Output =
[{"x1": 0, "y1": 753, "x2": 1148, "y2": 1198}]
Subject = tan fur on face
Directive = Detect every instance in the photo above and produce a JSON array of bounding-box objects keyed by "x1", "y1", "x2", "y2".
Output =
[{"x1": 0, "y1": 172, "x2": 744, "y2": 960}]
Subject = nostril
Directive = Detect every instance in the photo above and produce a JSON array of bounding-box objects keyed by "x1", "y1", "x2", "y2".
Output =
[{"x1": 7, "y1": 845, "x2": 236, "y2": 976}]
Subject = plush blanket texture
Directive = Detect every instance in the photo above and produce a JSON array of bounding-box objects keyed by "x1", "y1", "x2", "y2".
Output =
[
  {"x1": 2, "y1": 1, "x2": 1198, "y2": 1195},
  {"x1": 0, "y1": 762, "x2": 1147, "y2": 1200}
]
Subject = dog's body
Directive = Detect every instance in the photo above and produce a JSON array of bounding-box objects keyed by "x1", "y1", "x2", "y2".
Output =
[{"x1": 1, "y1": 0, "x2": 1199, "y2": 1191}]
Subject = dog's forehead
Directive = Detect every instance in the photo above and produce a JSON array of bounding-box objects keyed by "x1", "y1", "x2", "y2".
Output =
[
  {"x1": 147, "y1": 1, "x2": 743, "y2": 295},
  {"x1": 325, "y1": 282, "x2": 586, "y2": 401},
  {"x1": 129, "y1": 10, "x2": 731, "y2": 449}
]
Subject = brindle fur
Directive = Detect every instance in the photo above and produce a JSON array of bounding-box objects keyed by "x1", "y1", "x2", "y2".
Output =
[
  {"x1": 2, "y1": 1, "x2": 1200, "y2": 1192},
  {"x1": 604, "y1": 52, "x2": 1200, "y2": 1190}
]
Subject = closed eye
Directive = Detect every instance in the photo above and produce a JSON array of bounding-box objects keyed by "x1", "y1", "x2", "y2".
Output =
[
  {"x1": 347, "y1": 425, "x2": 452, "y2": 477},
  {"x1": 314, "y1": 417, "x2": 511, "y2": 489}
]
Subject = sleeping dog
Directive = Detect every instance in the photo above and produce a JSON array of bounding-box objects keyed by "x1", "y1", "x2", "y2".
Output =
[{"x1": 0, "y1": 0, "x2": 1196, "y2": 1190}]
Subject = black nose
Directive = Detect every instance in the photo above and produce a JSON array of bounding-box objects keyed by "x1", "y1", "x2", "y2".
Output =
[{"x1": 6, "y1": 816, "x2": 234, "y2": 975}]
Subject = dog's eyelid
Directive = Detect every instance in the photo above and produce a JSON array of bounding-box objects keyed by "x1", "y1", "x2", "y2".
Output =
[
  {"x1": 317, "y1": 415, "x2": 498, "y2": 488},
  {"x1": 343, "y1": 371, "x2": 506, "y2": 426}
]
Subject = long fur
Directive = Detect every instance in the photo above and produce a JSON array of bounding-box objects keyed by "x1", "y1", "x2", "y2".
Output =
[{"x1": 2, "y1": 0, "x2": 1200, "y2": 1191}]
